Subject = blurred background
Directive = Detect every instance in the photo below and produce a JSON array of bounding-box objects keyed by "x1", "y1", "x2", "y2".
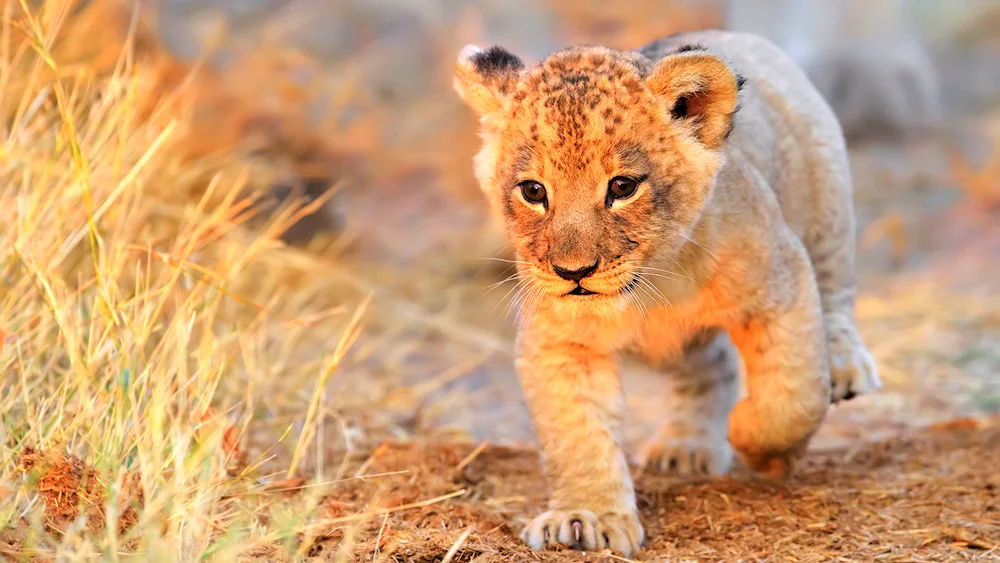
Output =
[
  {"x1": 9, "y1": 0, "x2": 1000, "y2": 453},
  {"x1": 2, "y1": 1, "x2": 1000, "y2": 558},
  {"x1": 143, "y1": 0, "x2": 1000, "y2": 445}
]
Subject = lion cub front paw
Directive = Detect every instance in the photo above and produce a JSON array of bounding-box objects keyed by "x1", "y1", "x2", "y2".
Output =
[
  {"x1": 827, "y1": 323, "x2": 881, "y2": 402},
  {"x1": 521, "y1": 509, "x2": 644, "y2": 556},
  {"x1": 638, "y1": 432, "x2": 733, "y2": 477}
]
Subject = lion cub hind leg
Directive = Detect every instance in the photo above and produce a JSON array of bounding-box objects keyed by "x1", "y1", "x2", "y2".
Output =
[
  {"x1": 517, "y1": 335, "x2": 644, "y2": 556},
  {"x1": 803, "y1": 155, "x2": 882, "y2": 403},
  {"x1": 810, "y1": 217, "x2": 882, "y2": 402},
  {"x1": 636, "y1": 329, "x2": 739, "y2": 477}
]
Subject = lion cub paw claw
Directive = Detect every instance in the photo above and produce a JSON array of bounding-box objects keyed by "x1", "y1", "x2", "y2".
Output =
[
  {"x1": 828, "y1": 328, "x2": 881, "y2": 403},
  {"x1": 521, "y1": 509, "x2": 644, "y2": 556},
  {"x1": 638, "y1": 435, "x2": 733, "y2": 477}
]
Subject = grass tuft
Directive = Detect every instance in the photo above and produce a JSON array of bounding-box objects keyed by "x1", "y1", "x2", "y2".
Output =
[{"x1": 0, "y1": 1, "x2": 386, "y2": 559}]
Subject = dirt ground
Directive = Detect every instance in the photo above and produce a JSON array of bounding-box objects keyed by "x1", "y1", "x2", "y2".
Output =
[
  {"x1": 13, "y1": 418, "x2": 999, "y2": 563},
  {"x1": 262, "y1": 419, "x2": 1000, "y2": 562}
]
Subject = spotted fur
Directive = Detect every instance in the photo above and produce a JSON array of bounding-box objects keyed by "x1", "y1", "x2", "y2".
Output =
[{"x1": 454, "y1": 30, "x2": 880, "y2": 557}]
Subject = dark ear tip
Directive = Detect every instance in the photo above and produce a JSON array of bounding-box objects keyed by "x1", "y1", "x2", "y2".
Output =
[
  {"x1": 471, "y1": 45, "x2": 524, "y2": 76},
  {"x1": 673, "y1": 43, "x2": 705, "y2": 54}
]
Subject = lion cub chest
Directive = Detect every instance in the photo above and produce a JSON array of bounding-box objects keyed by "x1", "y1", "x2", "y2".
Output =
[{"x1": 625, "y1": 273, "x2": 747, "y2": 363}]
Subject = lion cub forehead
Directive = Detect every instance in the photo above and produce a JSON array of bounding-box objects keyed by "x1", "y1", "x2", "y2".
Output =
[
  {"x1": 500, "y1": 48, "x2": 662, "y2": 170},
  {"x1": 516, "y1": 47, "x2": 650, "y2": 100}
]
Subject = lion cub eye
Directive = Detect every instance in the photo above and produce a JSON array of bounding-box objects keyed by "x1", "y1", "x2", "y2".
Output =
[
  {"x1": 518, "y1": 180, "x2": 548, "y2": 207},
  {"x1": 606, "y1": 176, "x2": 639, "y2": 206}
]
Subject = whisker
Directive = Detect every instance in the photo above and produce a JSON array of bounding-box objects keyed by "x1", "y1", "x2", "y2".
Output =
[
  {"x1": 495, "y1": 277, "x2": 532, "y2": 314},
  {"x1": 629, "y1": 263, "x2": 695, "y2": 283},
  {"x1": 505, "y1": 281, "x2": 532, "y2": 319},
  {"x1": 485, "y1": 272, "x2": 531, "y2": 294},
  {"x1": 634, "y1": 274, "x2": 664, "y2": 300},
  {"x1": 632, "y1": 264, "x2": 689, "y2": 276},
  {"x1": 472, "y1": 255, "x2": 530, "y2": 276},
  {"x1": 631, "y1": 278, "x2": 657, "y2": 311},
  {"x1": 631, "y1": 270, "x2": 690, "y2": 285},
  {"x1": 479, "y1": 239, "x2": 514, "y2": 256},
  {"x1": 531, "y1": 284, "x2": 548, "y2": 316},
  {"x1": 503, "y1": 275, "x2": 535, "y2": 315},
  {"x1": 678, "y1": 232, "x2": 718, "y2": 262},
  {"x1": 520, "y1": 285, "x2": 545, "y2": 321},
  {"x1": 634, "y1": 273, "x2": 691, "y2": 286},
  {"x1": 635, "y1": 273, "x2": 676, "y2": 315},
  {"x1": 628, "y1": 261, "x2": 699, "y2": 287},
  {"x1": 477, "y1": 257, "x2": 534, "y2": 266},
  {"x1": 630, "y1": 285, "x2": 650, "y2": 320},
  {"x1": 513, "y1": 282, "x2": 542, "y2": 320},
  {"x1": 658, "y1": 255, "x2": 702, "y2": 287},
  {"x1": 626, "y1": 286, "x2": 646, "y2": 320},
  {"x1": 627, "y1": 263, "x2": 673, "y2": 273}
]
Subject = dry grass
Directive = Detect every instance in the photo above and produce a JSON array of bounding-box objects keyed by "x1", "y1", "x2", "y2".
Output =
[
  {"x1": 0, "y1": 1, "x2": 394, "y2": 560},
  {"x1": 2, "y1": 0, "x2": 1000, "y2": 561}
]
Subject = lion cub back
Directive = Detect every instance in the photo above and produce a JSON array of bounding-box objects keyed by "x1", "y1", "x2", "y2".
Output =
[{"x1": 640, "y1": 30, "x2": 852, "y2": 242}]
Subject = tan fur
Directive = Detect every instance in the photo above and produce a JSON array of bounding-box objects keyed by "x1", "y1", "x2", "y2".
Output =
[{"x1": 454, "y1": 30, "x2": 880, "y2": 556}]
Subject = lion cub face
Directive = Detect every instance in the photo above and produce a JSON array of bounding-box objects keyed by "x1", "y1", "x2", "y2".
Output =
[{"x1": 454, "y1": 45, "x2": 742, "y2": 307}]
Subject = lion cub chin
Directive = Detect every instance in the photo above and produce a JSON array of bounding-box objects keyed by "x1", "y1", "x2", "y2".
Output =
[{"x1": 453, "y1": 30, "x2": 880, "y2": 557}]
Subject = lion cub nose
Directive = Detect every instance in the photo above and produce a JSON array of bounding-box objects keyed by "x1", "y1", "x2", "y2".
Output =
[{"x1": 552, "y1": 260, "x2": 599, "y2": 282}]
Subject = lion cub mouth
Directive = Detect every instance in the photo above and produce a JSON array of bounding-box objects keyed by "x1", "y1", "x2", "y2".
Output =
[{"x1": 564, "y1": 275, "x2": 641, "y2": 297}]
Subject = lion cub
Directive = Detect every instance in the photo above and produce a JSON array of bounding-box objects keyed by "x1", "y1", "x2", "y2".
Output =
[{"x1": 453, "y1": 30, "x2": 880, "y2": 556}]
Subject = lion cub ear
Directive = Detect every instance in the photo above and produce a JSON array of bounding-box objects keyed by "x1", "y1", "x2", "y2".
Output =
[
  {"x1": 453, "y1": 44, "x2": 524, "y2": 117},
  {"x1": 645, "y1": 52, "x2": 742, "y2": 150}
]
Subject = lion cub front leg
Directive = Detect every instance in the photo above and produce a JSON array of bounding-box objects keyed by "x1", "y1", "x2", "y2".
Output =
[
  {"x1": 517, "y1": 329, "x2": 643, "y2": 556},
  {"x1": 726, "y1": 244, "x2": 832, "y2": 478}
]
